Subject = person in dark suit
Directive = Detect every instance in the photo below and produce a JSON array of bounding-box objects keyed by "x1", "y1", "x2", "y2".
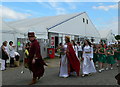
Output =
[{"x1": 115, "y1": 73, "x2": 120, "y2": 85}]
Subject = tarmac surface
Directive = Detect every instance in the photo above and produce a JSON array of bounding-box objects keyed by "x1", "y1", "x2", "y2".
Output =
[{"x1": 1, "y1": 57, "x2": 119, "y2": 85}]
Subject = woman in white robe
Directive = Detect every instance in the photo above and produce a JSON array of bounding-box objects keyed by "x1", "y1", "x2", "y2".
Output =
[
  {"x1": 59, "y1": 44, "x2": 69, "y2": 78},
  {"x1": 59, "y1": 36, "x2": 80, "y2": 78},
  {"x1": 82, "y1": 40, "x2": 96, "y2": 77}
]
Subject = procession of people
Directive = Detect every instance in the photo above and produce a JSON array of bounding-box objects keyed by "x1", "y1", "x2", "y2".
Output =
[
  {"x1": 1, "y1": 31, "x2": 120, "y2": 85},
  {"x1": 58, "y1": 36, "x2": 120, "y2": 84}
]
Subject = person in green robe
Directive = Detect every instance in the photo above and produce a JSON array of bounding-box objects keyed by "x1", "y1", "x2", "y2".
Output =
[
  {"x1": 106, "y1": 45, "x2": 116, "y2": 70},
  {"x1": 98, "y1": 44, "x2": 107, "y2": 73},
  {"x1": 114, "y1": 44, "x2": 120, "y2": 67}
]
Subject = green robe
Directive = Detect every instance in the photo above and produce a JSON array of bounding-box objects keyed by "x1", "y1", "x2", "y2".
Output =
[
  {"x1": 114, "y1": 48, "x2": 120, "y2": 60},
  {"x1": 106, "y1": 49, "x2": 116, "y2": 64},
  {"x1": 98, "y1": 47, "x2": 107, "y2": 63}
]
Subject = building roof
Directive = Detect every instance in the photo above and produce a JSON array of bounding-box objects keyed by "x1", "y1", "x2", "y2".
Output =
[
  {"x1": 99, "y1": 29, "x2": 112, "y2": 38},
  {"x1": 2, "y1": 12, "x2": 100, "y2": 38},
  {"x1": 99, "y1": 29, "x2": 116, "y2": 41},
  {"x1": 0, "y1": 17, "x2": 19, "y2": 34}
]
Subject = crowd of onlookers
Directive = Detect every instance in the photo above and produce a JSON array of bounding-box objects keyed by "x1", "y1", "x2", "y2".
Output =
[{"x1": 0, "y1": 41, "x2": 20, "y2": 71}]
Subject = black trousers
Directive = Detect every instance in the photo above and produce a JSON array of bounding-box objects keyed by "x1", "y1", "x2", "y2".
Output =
[
  {"x1": 78, "y1": 51, "x2": 83, "y2": 58},
  {"x1": 10, "y1": 57, "x2": 14, "y2": 67}
]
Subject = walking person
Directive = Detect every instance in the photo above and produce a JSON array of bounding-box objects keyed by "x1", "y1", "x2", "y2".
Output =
[
  {"x1": 106, "y1": 45, "x2": 116, "y2": 70},
  {"x1": 57, "y1": 43, "x2": 63, "y2": 58},
  {"x1": 82, "y1": 39, "x2": 96, "y2": 77},
  {"x1": 59, "y1": 36, "x2": 80, "y2": 78},
  {"x1": 24, "y1": 42, "x2": 30, "y2": 68},
  {"x1": 114, "y1": 44, "x2": 120, "y2": 67},
  {"x1": 27, "y1": 31, "x2": 47, "y2": 85},
  {"x1": 98, "y1": 44, "x2": 107, "y2": 73},
  {"x1": 1, "y1": 41, "x2": 9, "y2": 70},
  {"x1": 93, "y1": 44, "x2": 99, "y2": 68},
  {"x1": 8, "y1": 41, "x2": 16, "y2": 67},
  {"x1": 115, "y1": 73, "x2": 120, "y2": 85},
  {"x1": 77, "y1": 42, "x2": 83, "y2": 59},
  {"x1": 59, "y1": 43, "x2": 68, "y2": 78}
]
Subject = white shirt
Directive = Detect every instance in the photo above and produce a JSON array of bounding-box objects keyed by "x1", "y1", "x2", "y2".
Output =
[
  {"x1": 77, "y1": 45, "x2": 82, "y2": 51},
  {"x1": 14, "y1": 52, "x2": 20, "y2": 56},
  {"x1": 64, "y1": 45, "x2": 67, "y2": 51},
  {"x1": 9, "y1": 45, "x2": 15, "y2": 58},
  {"x1": 83, "y1": 45, "x2": 93, "y2": 58},
  {"x1": 73, "y1": 46, "x2": 78, "y2": 53},
  {"x1": 83, "y1": 45, "x2": 92, "y2": 52}
]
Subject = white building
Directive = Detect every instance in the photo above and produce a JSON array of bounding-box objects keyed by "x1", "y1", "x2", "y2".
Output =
[{"x1": 1, "y1": 12, "x2": 101, "y2": 48}]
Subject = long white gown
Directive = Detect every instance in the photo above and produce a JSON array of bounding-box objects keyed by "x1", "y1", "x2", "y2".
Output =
[
  {"x1": 59, "y1": 45, "x2": 69, "y2": 78},
  {"x1": 82, "y1": 45, "x2": 96, "y2": 75},
  {"x1": 0, "y1": 59, "x2": 5, "y2": 70}
]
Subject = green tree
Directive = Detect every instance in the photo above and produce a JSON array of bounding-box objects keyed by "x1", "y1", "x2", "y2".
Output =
[{"x1": 115, "y1": 35, "x2": 120, "y2": 40}]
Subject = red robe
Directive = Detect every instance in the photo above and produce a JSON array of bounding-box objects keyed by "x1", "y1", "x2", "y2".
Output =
[
  {"x1": 28, "y1": 39, "x2": 46, "y2": 78},
  {"x1": 66, "y1": 42, "x2": 80, "y2": 76}
]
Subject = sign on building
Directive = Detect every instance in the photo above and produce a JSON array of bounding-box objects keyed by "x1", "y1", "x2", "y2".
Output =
[{"x1": 51, "y1": 37, "x2": 55, "y2": 46}]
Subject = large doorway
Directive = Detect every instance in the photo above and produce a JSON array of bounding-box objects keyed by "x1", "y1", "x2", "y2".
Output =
[{"x1": 55, "y1": 36, "x2": 59, "y2": 49}]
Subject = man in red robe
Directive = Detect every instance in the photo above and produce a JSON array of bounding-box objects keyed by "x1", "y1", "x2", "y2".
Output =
[
  {"x1": 65, "y1": 36, "x2": 80, "y2": 76},
  {"x1": 28, "y1": 32, "x2": 47, "y2": 85}
]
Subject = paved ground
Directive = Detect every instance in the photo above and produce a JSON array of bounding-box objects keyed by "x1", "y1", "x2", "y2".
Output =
[{"x1": 1, "y1": 57, "x2": 119, "y2": 85}]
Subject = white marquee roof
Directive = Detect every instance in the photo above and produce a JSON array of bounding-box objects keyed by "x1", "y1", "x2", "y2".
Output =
[
  {"x1": 99, "y1": 29, "x2": 116, "y2": 41},
  {"x1": 2, "y1": 12, "x2": 100, "y2": 38},
  {"x1": 99, "y1": 29, "x2": 112, "y2": 38}
]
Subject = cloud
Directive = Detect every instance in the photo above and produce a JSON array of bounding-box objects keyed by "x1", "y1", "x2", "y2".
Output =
[
  {"x1": 48, "y1": 2, "x2": 58, "y2": 8},
  {"x1": 67, "y1": 2, "x2": 77, "y2": 10},
  {"x1": 92, "y1": 4, "x2": 118, "y2": 11},
  {"x1": 37, "y1": 2, "x2": 67, "y2": 15},
  {"x1": 47, "y1": 1, "x2": 67, "y2": 15},
  {"x1": 1, "y1": 0, "x2": 120, "y2": 2},
  {"x1": 35, "y1": 0, "x2": 75, "y2": 2},
  {"x1": 98, "y1": 3, "x2": 103, "y2": 5},
  {"x1": 56, "y1": 8, "x2": 66, "y2": 15},
  {"x1": 0, "y1": 5, "x2": 31, "y2": 20},
  {"x1": 63, "y1": 0, "x2": 75, "y2": 2},
  {"x1": 96, "y1": 18, "x2": 118, "y2": 34}
]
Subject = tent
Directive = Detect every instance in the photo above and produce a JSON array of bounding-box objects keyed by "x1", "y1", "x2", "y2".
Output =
[
  {"x1": 7, "y1": 12, "x2": 101, "y2": 44},
  {"x1": 0, "y1": 17, "x2": 20, "y2": 46},
  {"x1": 99, "y1": 29, "x2": 116, "y2": 45}
]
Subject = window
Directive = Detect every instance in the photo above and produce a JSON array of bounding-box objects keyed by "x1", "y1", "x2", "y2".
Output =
[
  {"x1": 86, "y1": 19, "x2": 88, "y2": 24},
  {"x1": 83, "y1": 18, "x2": 85, "y2": 23}
]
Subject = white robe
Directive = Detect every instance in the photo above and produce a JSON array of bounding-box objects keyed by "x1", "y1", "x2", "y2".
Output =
[
  {"x1": 59, "y1": 45, "x2": 69, "y2": 78},
  {"x1": 8, "y1": 45, "x2": 15, "y2": 58},
  {"x1": 82, "y1": 45, "x2": 96, "y2": 74},
  {"x1": 0, "y1": 59, "x2": 5, "y2": 70}
]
